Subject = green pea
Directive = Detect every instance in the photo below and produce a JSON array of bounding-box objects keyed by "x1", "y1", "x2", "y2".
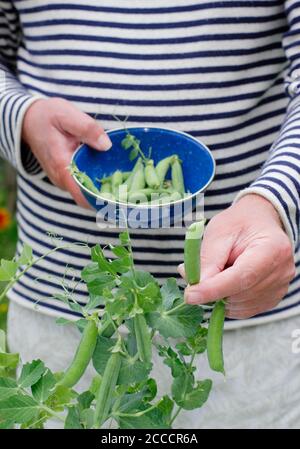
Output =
[{"x1": 145, "y1": 160, "x2": 160, "y2": 189}]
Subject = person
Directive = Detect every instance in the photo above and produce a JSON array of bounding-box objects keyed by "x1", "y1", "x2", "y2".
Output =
[{"x1": 0, "y1": 1, "x2": 299, "y2": 428}]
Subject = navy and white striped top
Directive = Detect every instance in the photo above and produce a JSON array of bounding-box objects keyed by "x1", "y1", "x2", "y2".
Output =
[{"x1": 0, "y1": 0, "x2": 299, "y2": 329}]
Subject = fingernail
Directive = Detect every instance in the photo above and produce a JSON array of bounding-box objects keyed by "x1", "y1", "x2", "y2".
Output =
[
  {"x1": 185, "y1": 289, "x2": 203, "y2": 304},
  {"x1": 177, "y1": 263, "x2": 184, "y2": 276},
  {"x1": 98, "y1": 134, "x2": 112, "y2": 151}
]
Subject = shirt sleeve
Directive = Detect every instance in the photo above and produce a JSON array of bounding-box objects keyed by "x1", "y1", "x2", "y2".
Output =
[
  {"x1": 235, "y1": 0, "x2": 300, "y2": 249},
  {"x1": 0, "y1": 1, "x2": 43, "y2": 177}
]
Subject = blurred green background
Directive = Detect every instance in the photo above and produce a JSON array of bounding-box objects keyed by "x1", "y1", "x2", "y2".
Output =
[{"x1": 0, "y1": 160, "x2": 17, "y2": 332}]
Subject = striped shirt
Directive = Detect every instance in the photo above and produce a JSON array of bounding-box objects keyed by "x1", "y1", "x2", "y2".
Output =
[{"x1": 0, "y1": 0, "x2": 299, "y2": 329}]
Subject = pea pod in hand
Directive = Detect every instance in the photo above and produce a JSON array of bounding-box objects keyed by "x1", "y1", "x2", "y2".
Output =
[
  {"x1": 207, "y1": 300, "x2": 226, "y2": 374},
  {"x1": 184, "y1": 221, "x2": 225, "y2": 375},
  {"x1": 184, "y1": 221, "x2": 205, "y2": 285}
]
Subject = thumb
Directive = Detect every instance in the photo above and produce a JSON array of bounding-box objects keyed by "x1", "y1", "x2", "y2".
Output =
[{"x1": 58, "y1": 103, "x2": 112, "y2": 151}]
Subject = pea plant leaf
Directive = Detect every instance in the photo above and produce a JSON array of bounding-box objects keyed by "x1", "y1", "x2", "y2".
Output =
[
  {"x1": 65, "y1": 406, "x2": 83, "y2": 429},
  {"x1": 31, "y1": 369, "x2": 56, "y2": 403},
  {"x1": 0, "y1": 259, "x2": 19, "y2": 281},
  {"x1": 147, "y1": 303, "x2": 203, "y2": 339},
  {"x1": 17, "y1": 244, "x2": 33, "y2": 265},
  {"x1": 46, "y1": 384, "x2": 76, "y2": 412},
  {"x1": 171, "y1": 371, "x2": 194, "y2": 406},
  {"x1": 0, "y1": 417, "x2": 14, "y2": 429},
  {"x1": 0, "y1": 377, "x2": 19, "y2": 401},
  {"x1": 180, "y1": 379, "x2": 212, "y2": 410},
  {"x1": 158, "y1": 346, "x2": 186, "y2": 378},
  {"x1": 0, "y1": 394, "x2": 40, "y2": 424},
  {"x1": 118, "y1": 359, "x2": 152, "y2": 386},
  {"x1": 18, "y1": 360, "x2": 47, "y2": 389},
  {"x1": 53, "y1": 293, "x2": 83, "y2": 315},
  {"x1": 0, "y1": 352, "x2": 20, "y2": 369},
  {"x1": 0, "y1": 330, "x2": 5, "y2": 352},
  {"x1": 160, "y1": 278, "x2": 183, "y2": 310},
  {"x1": 82, "y1": 263, "x2": 116, "y2": 297},
  {"x1": 92, "y1": 336, "x2": 117, "y2": 376},
  {"x1": 77, "y1": 391, "x2": 94, "y2": 411},
  {"x1": 187, "y1": 327, "x2": 208, "y2": 354}
]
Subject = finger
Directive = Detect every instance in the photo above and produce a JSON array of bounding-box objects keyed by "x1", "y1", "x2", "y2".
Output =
[
  {"x1": 57, "y1": 104, "x2": 112, "y2": 151},
  {"x1": 63, "y1": 171, "x2": 93, "y2": 209},
  {"x1": 185, "y1": 243, "x2": 276, "y2": 304},
  {"x1": 227, "y1": 272, "x2": 277, "y2": 304},
  {"x1": 199, "y1": 222, "x2": 237, "y2": 281},
  {"x1": 226, "y1": 297, "x2": 280, "y2": 319},
  {"x1": 177, "y1": 263, "x2": 185, "y2": 279},
  {"x1": 227, "y1": 285, "x2": 288, "y2": 311}
]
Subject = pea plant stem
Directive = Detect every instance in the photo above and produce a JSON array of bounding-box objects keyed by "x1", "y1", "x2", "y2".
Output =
[
  {"x1": 165, "y1": 301, "x2": 186, "y2": 316},
  {"x1": 169, "y1": 350, "x2": 197, "y2": 427},
  {"x1": 0, "y1": 243, "x2": 88, "y2": 304}
]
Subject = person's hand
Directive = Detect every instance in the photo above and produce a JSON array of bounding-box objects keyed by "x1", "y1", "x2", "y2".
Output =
[
  {"x1": 179, "y1": 194, "x2": 296, "y2": 319},
  {"x1": 22, "y1": 97, "x2": 112, "y2": 208}
]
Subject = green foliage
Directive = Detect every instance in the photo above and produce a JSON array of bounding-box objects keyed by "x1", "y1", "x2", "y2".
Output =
[{"x1": 0, "y1": 225, "x2": 219, "y2": 429}]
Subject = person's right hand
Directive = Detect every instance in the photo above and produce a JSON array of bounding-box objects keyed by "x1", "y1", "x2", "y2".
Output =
[{"x1": 22, "y1": 97, "x2": 112, "y2": 208}]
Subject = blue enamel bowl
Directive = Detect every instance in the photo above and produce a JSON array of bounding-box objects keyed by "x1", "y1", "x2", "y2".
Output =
[{"x1": 72, "y1": 127, "x2": 215, "y2": 228}]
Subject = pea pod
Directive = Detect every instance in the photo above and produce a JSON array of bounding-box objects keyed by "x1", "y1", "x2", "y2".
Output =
[
  {"x1": 134, "y1": 314, "x2": 152, "y2": 364},
  {"x1": 171, "y1": 156, "x2": 185, "y2": 195},
  {"x1": 58, "y1": 319, "x2": 98, "y2": 389},
  {"x1": 184, "y1": 221, "x2": 205, "y2": 285},
  {"x1": 129, "y1": 166, "x2": 145, "y2": 192},
  {"x1": 77, "y1": 173, "x2": 100, "y2": 195},
  {"x1": 128, "y1": 188, "x2": 164, "y2": 204},
  {"x1": 123, "y1": 158, "x2": 143, "y2": 190},
  {"x1": 184, "y1": 221, "x2": 225, "y2": 375},
  {"x1": 145, "y1": 160, "x2": 160, "y2": 189},
  {"x1": 93, "y1": 352, "x2": 122, "y2": 428},
  {"x1": 99, "y1": 192, "x2": 115, "y2": 200},
  {"x1": 207, "y1": 300, "x2": 226, "y2": 375},
  {"x1": 122, "y1": 171, "x2": 131, "y2": 181},
  {"x1": 100, "y1": 181, "x2": 112, "y2": 194},
  {"x1": 155, "y1": 155, "x2": 175, "y2": 184},
  {"x1": 111, "y1": 170, "x2": 123, "y2": 194}
]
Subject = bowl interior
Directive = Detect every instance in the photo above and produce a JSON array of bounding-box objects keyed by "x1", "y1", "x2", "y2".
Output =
[{"x1": 73, "y1": 127, "x2": 215, "y2": 196}]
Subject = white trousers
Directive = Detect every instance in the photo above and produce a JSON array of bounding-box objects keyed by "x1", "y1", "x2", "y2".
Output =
[{"x1": 7, "y1": 301, "x2": 300, "y2": 429}]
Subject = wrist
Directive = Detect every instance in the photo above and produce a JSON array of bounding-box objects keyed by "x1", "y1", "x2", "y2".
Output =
[
  {"x1": 22, "y1": 98, "x2": 45, "y2": 146},
  {"x1": 235, "y1": 193, "x2": 284, "y2": 229}
]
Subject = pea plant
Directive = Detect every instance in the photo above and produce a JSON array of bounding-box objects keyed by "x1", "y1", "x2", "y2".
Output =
[{"x1": 0, "y1": 222, "x2": 225, "y2": 429}]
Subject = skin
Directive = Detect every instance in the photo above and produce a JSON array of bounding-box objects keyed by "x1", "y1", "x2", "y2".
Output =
[
  {"x1": 179, "y1": 194, "x2": 296, "y2": 319},
  {"x1": 22, "y1": 98, "x2": 112, "y2": 208}
]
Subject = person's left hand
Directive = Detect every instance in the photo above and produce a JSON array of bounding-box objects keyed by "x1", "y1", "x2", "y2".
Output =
[{"x1": 179, "y1": 194, "x2": 296, "y2": 319}]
